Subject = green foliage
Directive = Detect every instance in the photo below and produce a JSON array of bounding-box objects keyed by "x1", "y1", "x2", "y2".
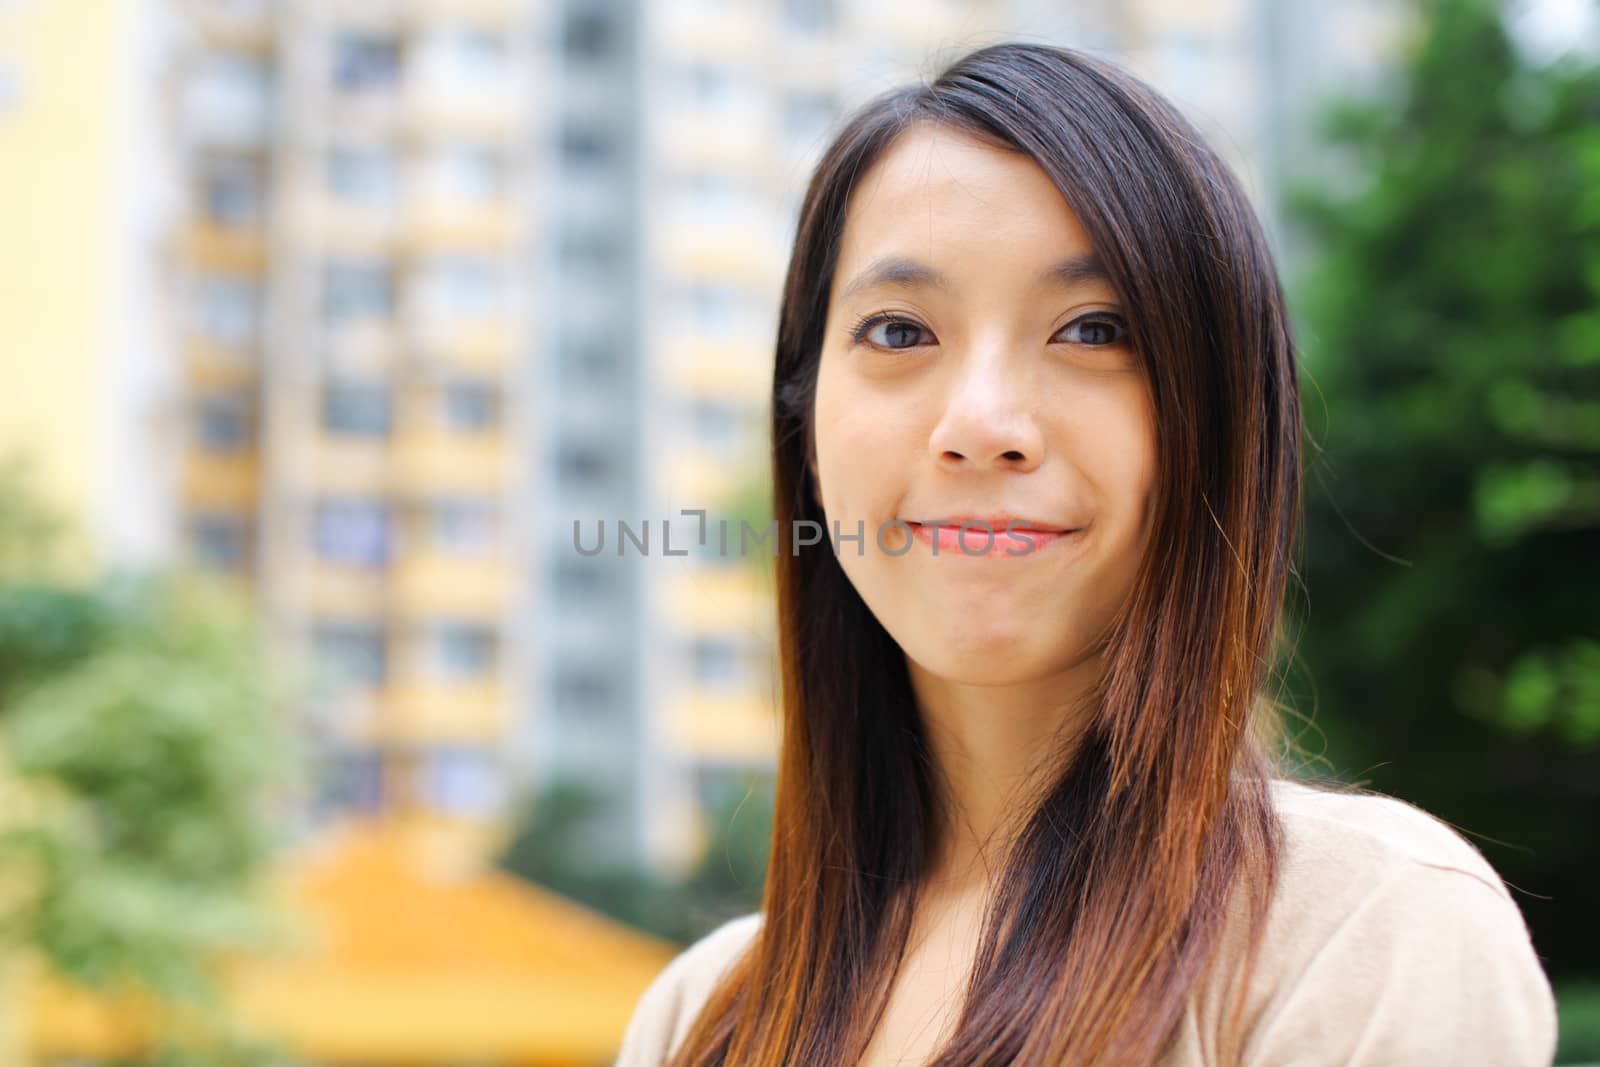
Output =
[
  {"x1": 496, "y1": 772, "x2": 771, "y2": 946},
  {"x1": 0, "y1": 456, "x2": 68, "y2": 576},
  {"x1": 675, "y1": 773, "x2": 773, "y2": 935},
  {"x1": 0, "y1": 576, "x2": 303, "y2": 993},
  {"x1": 496, "y1": 777, "x2": 683, "y2": 939},
  {"x1": 721, "y1": 471, "x2": 778, "y2": 577},
  {"x1": 0, "y1": 474, "x2": 303, "y2": 1064},
  {"x1": 1284, "y1": 0, "x2": 1599, "y2": 976},
  {"x1": 1558, "y1": 981, "x2": 1600, "y2": 1062}
]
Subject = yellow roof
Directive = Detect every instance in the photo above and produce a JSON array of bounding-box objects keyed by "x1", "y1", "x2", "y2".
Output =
[{"x1": 25, "y1": 815, "x2": 681, "y2": 1065}]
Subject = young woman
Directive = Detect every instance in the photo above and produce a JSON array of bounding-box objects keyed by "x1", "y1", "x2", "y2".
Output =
[{"x1": 616, "y1": 42, "x2": 1556, "y2": 1066}]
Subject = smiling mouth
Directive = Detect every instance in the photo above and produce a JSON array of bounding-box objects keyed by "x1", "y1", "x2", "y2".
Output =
[{"x1": 905, "y1": 520, "x2": 1084, "y2": 557}]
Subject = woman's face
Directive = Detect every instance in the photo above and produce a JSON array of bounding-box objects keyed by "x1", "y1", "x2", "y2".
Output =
[{"x1": 812, "y1": 122, "x2": 1158, "y2": 687}]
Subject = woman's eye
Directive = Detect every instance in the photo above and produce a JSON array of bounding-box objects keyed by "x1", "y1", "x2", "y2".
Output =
[
  {"x1": 850, "y1": 313, "x2": 1128, "y2": 351},
  {"x1": 858, "y1": 316, "x2": 930, "y2": 350},
  {"x1": 1057, "y1": 315, "x2": 1127, "y2": 347}
]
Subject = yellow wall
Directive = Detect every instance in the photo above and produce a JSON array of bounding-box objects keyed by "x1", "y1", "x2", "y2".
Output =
[{"x1": 0, "y1": 0, "x2": 120, "y2": 541}]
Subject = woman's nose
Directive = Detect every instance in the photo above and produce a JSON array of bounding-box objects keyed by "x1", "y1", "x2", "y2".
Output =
[{"x1": 926, "y1": 350, "x2": 1044, "y2": 473}]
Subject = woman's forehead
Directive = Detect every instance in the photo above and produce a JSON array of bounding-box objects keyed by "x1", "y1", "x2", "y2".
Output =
[{"x1": 832, "y1": 124, "x2": 1099, "y2": 301}]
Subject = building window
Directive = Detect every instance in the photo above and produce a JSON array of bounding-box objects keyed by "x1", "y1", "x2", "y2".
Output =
[
  {"x1": 441, "y1": 381, "x2": 499, "y2": 431},
  {"x1": 685, "y1": 281, "x2": 740, "y2": 337},
  {"x1": 781, "y1": 0, "x2": 833, "y2": 32},
  {"x1": 674, "y1": 170, "x2": 743, "y2": 223},
  {"x1": 185, "y1": 52, "x2": 272, "y2": 144},
  {"x1": 555, "y1": 665, "x2": 612, "y2": 707},
  {"x1": 195, "y1": 275, "x2": 260, "y2": 346},
  {"x1": 782, "y1": 90, "x2": 837, "y2": 143},
  {"x1": 557, "y1": 444, "x2": 611, "y2": 486},
  {"x1": 680, "y1": 63, "x2": 738, "y2": 110},
  {"x1": 559, "y1": 226, "x2": 619, "y2": 272},
  {"x1": 690, "y1": 636, "x2": 746, "y2": 689},
  {"x1": 430, "y1": 27, "x2": 507, "y2": 83},
  {"x1": 196, "y1": 393, "x2": 252, "y2": 450},
  {"x1": 421, "y1": 746, "x2": 503, "y2": 816},
  {"x1": 561, "y1": 122, "x2": 612, "y2": 167},
  {"x1": 431, "y1": 497, "x2": 499, "y2": 557},
  {"x1": 686, "y1": 397, "x2": 745, "y2": 451},
  {"x1": 563, "y1": 10, "x2": 613, "y2": 61},
  {"x1": 415, "y1": 258, "x2": 505, "y2": 322},
  {"x1": 324, "y1": 261, "x2": 394, "y2": 323},
  {"x1": 198, "y1": 155, "x2": 264, "y2": 225},
  {"x1": 425, "y1": 142, "x2": 504, "y2": 203},
  {"x1": 562, "y1": 340, "x2": 618, "y2": 385},
  {"x1": 188, "y1": 512, "x2": 249, "y2": 569},
  {"x1": 312, "y1": 621, "x2": 387, "y2": 687},
  {"x1": 328, "y1": 145, "x2": 399, "y2": 206},
  {"x1": 430, "y1": 622, "x2": 495, "y2": 680},
  {"x1": 440, "y1": 258, "x2": 505, "y2": 318},
  {"x1": 333, "y1": 30, "x2": 401, "y2": 92},
  {"x1": 322, "y1": 382, "x2": 393, "y2": 436},
  {"x1": 314, "y1": 498, "x2": 392, "y2": 567},
  {"x1": 553, "y1": 557, "x2": 607, "y2": 597},
  {"x1": 319, "y1": 746, "x2": 385, "y2": 815}
]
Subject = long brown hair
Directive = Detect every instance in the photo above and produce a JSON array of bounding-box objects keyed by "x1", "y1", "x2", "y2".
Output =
[{"x1": 670, "y1": 42, "x2": 1302, "y2": 1066}]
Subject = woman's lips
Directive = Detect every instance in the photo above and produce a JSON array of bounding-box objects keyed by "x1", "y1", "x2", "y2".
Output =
[{"x1": 907, "y1": 521, "x2": 1080, "y2": 557}]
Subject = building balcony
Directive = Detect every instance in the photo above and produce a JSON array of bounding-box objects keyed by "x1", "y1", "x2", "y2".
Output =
[
  {"x1": 658, "y1": 336, "x2": 771, "y2": 403},
  {"x1": 183, "y1": 222, "x2": 267, "y2": 273},
  {"x1": 304, "y1": 562, "x2": 390, "y2": 616},
  {"x1": 322, "y1": 320, "x2": 406, "y2": 372},
  {"x1": 307, "y1": 205, "x2": 402, "y2": 256},
  {"x1": 358, "y1": 679, "x2": 506, "y2": 746},
  {"x1": 411, "y1": 320, "x2": 515, "y2": 376},
  {"x1": 185, "y1": 0, "x2": 275, "y2": 53},
  {"x1": 307, "y1": 435, "x2": 393, "y2": 494},
  {"x1": 657, "y1": 448, "x2": 752, "y2": 506},
  {"x1": 297, "y1": 552, "x2": 507, "y2": 618},
  {"x1": 400, "y1": 202, "x2": 519, "y2": 255},
  {"x1": 662, "y1": 691, "x2": 779, "y2": 764},
  {"x1": 656, "y1": 218, "x2": 785, "y2": 287},
  {"x1": 403, "y1": 86, "x2": 527, "y2": 140},
  {"x1": 391, "y1": 429, "x2": 509, "y2": 494},
  {"x1": 656, "y1": 566, "x2": 773, "y2": 633},
  {"x1": 389, "y1": 553, "x2": 510, "y2": 617},
  {"x1": 652, "y1": 112, "x2": 765, "y2": 173},
  {"x1": 183, "y1": 451, "x2": 260, "y2": 509},
  {"x1": 656, "y1": 5, "x2": 761, "y2": 59},
  {"x1": 302, "y1": 429, "x2": 509, "y2": 497},
  {"x1": 407, "y1": 0, "x2": 526, "y2": 28},
  {"x1": 184, "y1": 340, "x2": 259, "y2": 387}
]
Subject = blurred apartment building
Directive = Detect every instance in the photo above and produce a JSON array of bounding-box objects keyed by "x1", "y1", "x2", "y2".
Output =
[
  {"x1": 120, "y1": 0, "x2": 1407, "y2": 877},
  {"x1": 172, "y1": 0, "x2": 542, "y2": 861}
]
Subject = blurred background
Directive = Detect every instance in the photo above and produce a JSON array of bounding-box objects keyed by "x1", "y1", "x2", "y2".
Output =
[{"x1": 0, "y1": 0, "x2": 1595, "y2": 1063}]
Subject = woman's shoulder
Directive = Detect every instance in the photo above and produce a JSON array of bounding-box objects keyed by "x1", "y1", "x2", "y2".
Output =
[
  {"x1": 614, "y1": 910, "x2": 763, "y2": 1066},
  {"x1": 1268, "y1": 775, "x2": 1515, "y2": 892},
  {"x1": 1216, "y1": 777, "x2": 1559, "y2": 1065}
]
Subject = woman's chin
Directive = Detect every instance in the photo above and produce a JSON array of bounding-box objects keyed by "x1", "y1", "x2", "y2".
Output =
[{"x1": 905, "y1": 628, "x2": 1055, "y2": 684}]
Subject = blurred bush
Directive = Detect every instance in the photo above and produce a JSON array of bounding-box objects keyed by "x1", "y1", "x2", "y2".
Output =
[
  {"x1": 1283, "y1": 0, "x2": 1599, "y2": 980},
  {"x1": 496, "y1": 771, "x2": 771, "y2": 947},
  {"x1": 0, "y1": 458, "x2": 302, "y2": 1066}
]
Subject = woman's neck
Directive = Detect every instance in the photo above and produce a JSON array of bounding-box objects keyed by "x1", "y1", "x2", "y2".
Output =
[{"x1": 906, "y1": 651, "x2": 1101, "y2": 891}]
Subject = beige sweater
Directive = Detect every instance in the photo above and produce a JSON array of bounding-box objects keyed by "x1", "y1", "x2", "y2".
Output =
[{"x1": 616, "y1": 779, "x2": 1558, "y2": 1066}]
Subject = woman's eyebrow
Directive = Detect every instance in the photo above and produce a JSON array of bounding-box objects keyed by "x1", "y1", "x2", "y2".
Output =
[{"x1": 837, "y1": 252, "x2": 1109, "y2": 303}]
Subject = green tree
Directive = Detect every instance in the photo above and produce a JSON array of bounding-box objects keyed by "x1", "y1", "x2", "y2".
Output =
[
  {"x1": 496, "y1": 771, "x2": 771, "y2": 946},
  {"x1": 1284, "y1": 0, "x2": 1599, "y2": 981},
  {"x1": 0, "y1": 460, "x2": 302, "y2": 1066}
]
